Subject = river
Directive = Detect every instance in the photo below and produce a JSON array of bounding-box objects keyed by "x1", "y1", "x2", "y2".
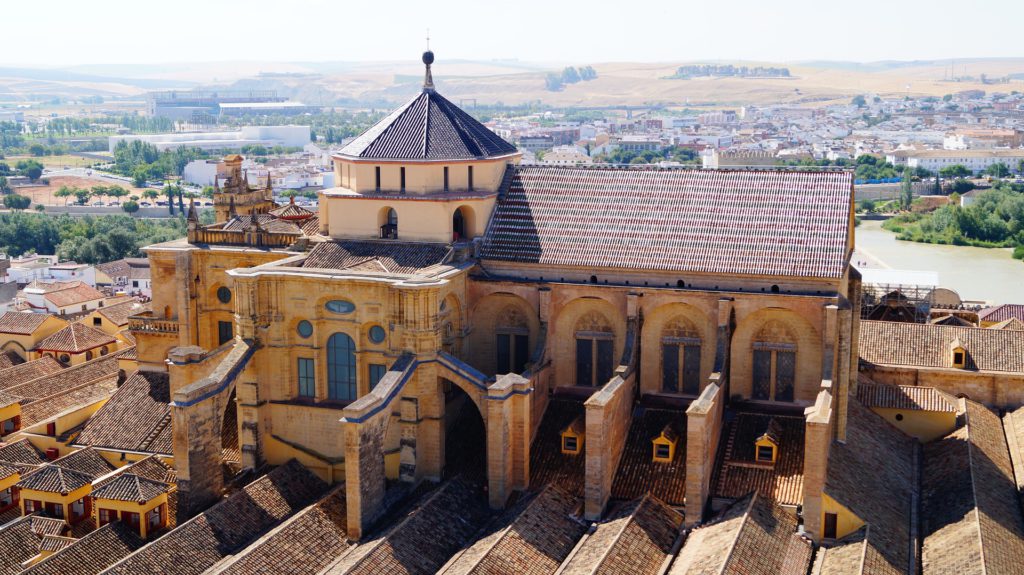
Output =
[{"x1": 854, "y1": 219, "x2": 1023, "y2": 305}]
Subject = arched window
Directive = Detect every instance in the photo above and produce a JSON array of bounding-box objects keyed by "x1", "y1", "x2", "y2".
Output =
[
  {"x1": 661, "y1": 317, "x2": 701, "y2": 395},
  {"x1": 752, "y1": 321, "x2": 796, "y2": 402},
  {"x1": 380, "y1": 208, "x2": 398, "y2": 239},
  {"x1": 575, "y1": 311, "x2": 614, "y2": 387},
  {"x1": 495, "y1": 306, "x2": 530, "y2": 375},
  {"x1": 453, "y1": 209, "x2": 466, "y2": 241},
  {"x1": 327, "y1": 333, "x2": 357, "y2": 401}
]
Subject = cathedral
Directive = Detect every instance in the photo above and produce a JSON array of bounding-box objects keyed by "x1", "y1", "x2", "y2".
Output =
[{"x1": 109, "y1": 52, "x2": 1024, "y2": 574}]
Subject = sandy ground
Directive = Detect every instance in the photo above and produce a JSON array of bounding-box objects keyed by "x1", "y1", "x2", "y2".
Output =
[{"x1": 12, "y1": 176, "x2": 151, "y2": 206}]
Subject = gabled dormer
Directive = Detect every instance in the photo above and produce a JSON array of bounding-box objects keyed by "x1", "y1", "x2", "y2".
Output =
[
  {"x1": 561, "y1": 416, "x2": 585, "y2": 455},
  {"x1": 755, "y1": 418, "x2": 782, "y2": 464},
  {"x1": 950, "y1": 338, "x2": 967, "y2": 369},
  {"x1": 651, "y1": 424, "x2": 679, "y2": 463}
]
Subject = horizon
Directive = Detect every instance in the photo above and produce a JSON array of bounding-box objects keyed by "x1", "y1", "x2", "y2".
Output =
[{"x1": 3, "y1": 0, "x2": 1023, "y2": 68}]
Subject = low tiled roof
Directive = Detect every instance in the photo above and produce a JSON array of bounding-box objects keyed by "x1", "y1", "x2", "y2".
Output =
[
  {"x1": 529, "y1": 399, "x2": 587, "y2": 497},
  {"x1": 7, "y1": 352, "x2": 120, "y2": 403},
  {"x1": 95, "y1": 260, "x2": 130, "y2": 281},
  {"x1": 0, "y1": 351, "x2": 22, "y2": 370},
  {"x1": 0, "y1": 516, "x2": 45, "y2": 575},
  {"x1": 30, "y1": 517, "x2": 68, "y2": 537},
  {"x1": 95, "y1": 300, "x2": 149, "y2": 327},
  {"x1": 38, "y1": 535, "x2": 76, "y2": 553},
  {"x1": 120, "y1": 456, "x2": 176, "y2": 485},
  {"x1": 338, "y1": 89, "x2": 518, "y2": 161},
  {"x1": 322, "y1": 478, "x2": 491, "y2": 575},
  {"x1": 34, "y1": 322, "x2": 115, "y2": 353},
  {"x1": 0, "y1": 439, "x2": 46, "y2": 466},
  {"x1": 610, "y1": 408, "x2": 687, "y2": 506},
  {"x1": 302, "y1": 240, "x2": 452, "y2": 275},
  {"x1": 43, "y1": 283, "x2": 105, "y2": 308},
  {"x1": 49, "y1": 446, "x2": 115, "y2": 478},
  {"x1": 859, "y1": 320, "x2": 1024, "y2": 373},
  {"x1": 714, "y1": 413, "x2": 805, "y2": 506},
  {"x1": 561, "y1": 495, "x2": 682, "y2": 575},
  {"x1": 220, "y1": 214, "x2": 302, "y2": 235},
  {"x1": 1003, "y1": 406, "x2": 1024, "y2": 499},
  {"x1": 921, "y1": 401, "x2": 1024, "y2": 574},
  {"x1": 19, "y1": 375, "x2": 119, "y2": 427},
  {"x1": 0, "y1": 311, "x2": 53, "y2": 335},
  {"x1": 22, "y1": 521, "x2": 144, "y2": 575},
  {"x1": 669, "y1": 492, "x2": 811, "y2": 575},
  {"x1": 104, "y1": 460, "x2": 328, "y2": 575},
  {"x1": 210, "y1": 486, "x2": 349, "y2": 575},
  {"x1": 856, "y1": 384, "x2": 958, "y2": 413},
  {"x1": 0, "y1": 356, "x2": 64, "y2": 390},
  {"x1": 440, "y1": 484, "x2": 585, "y2": 575},
  {"x1": 823, "y1": 399, "x2": 916, "y2": 575},
  {"x1": 988, "y1": 317, "x2": 1024, "y2": 331},
  {"x1": 75, "y1": 371, "x2": 172, "y2": 456},
  {"x1": 270, "y1": 200, "x2": 315, "y2": 220},
  {"x1": 480, "y1": 167, "x2": 854, "y2": 279},
  {"x1": 17, "y1": 465, "x2": 94, "y2": 494},
  {"x1": 979, "y1": 303, "x2": 1024, "y2": 323},
  {"x1": 91, "y1": 473, "x2": 168, "y2": 502}
]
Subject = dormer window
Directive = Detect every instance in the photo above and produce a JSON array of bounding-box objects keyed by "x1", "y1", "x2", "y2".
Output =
[
  {"x1": 754, "y1": 418, "x2": 782, "y2": 464},
  {"x1": 950, "y1": 338, "x2": 967, "y2": 369},
  {"x1": 756, "y1": 445, "x2": 775, "y2": 462},
  {"x1": 651, "y1": 424, "x2": 679, "y2": 463},
  {"x1": 561, "y1": 416, "x2": 584, "y2": 455}
]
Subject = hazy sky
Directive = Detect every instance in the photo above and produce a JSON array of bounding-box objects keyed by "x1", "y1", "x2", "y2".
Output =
[{"x1": 4, "y1": 0, "x2": 1023, "y2": 67}]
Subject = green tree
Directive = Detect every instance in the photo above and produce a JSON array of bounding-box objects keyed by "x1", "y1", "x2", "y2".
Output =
[
  {"x1": 1017, "y1": 158, "x2": 1024, "y2": 175},
  {"x1": 984, "y1": 163, "x2": 1010, "y2": 178},
  {"x1": 34, "y1": 204, "x2": 45, "y2": 212},
  {"x1": 939, "y1": 164, "x2": 972, "y2": 178},
  {"x1": 3, "y1": 194, "x2": 31, "y2": 210},
  {"x1": 942, "y1": 94, "x2": 953, "y2": 102},
  {"x1": 121, "y1": 200, "x2": 140, "y2": 215},
  {"x1": 142, "y1": 189, "x2": 159, "y2": 201},
  {"x1": 851, "y1": 95, "x2": 867, "y2": 107},
  {"x1": 164, "y1": 185, "x2": 180, "y2": 215},
  {"x1": 16, "y1": 160, "x2": 43, "y2": 181},
  {"x1": 54, "y1": 185, "x2": 75, "y2": 206},
  {"x1": 73, "y1": 188, "x2": 92, "y2": 205},
  {"x1": 132, "y1": 168, "x2": 148, "y2": 188},
  {"x1": 28, "y1": 143, "x2": 46, "y2": 157},
  {"x1": 900, "y1": 168, "x2": 914, "y2": 210},
  {"x1": 0, "y1": 176, "x2": 10, "y2": 195},
  {"x1": 859, "y1": 199, "x2": 876, "y2": 213}
]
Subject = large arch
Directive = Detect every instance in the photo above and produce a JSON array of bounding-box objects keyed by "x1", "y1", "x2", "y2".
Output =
[
  {"x1": 552, "y1": 297, "x2": 625, "y2": 388},
  {"x1": 0, "y1": 341, "x2": 27, "y2": 361},
  {"x1": 639, "y1": 302, "x2": 714, "y2": 396},
  {"x1": 731, "y1": 307, "x2": 822, "y2": 404},
  {"x1": 468, "y1": 292, "x2": 540, "y2": 377}
]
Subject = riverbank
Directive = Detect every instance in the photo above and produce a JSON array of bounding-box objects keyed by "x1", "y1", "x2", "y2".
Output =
[{"x1": 855, "y1": 219, "x2": 1022, "y2": 305}]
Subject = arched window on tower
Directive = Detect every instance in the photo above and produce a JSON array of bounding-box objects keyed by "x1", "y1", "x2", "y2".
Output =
[
  {"x1": 575, "y1": 311, "x2": 614, "y2": 387},
  {"x1": 661, "y1": 317, "x2": 702, "y2": 395},
  {"x1": 495, "y1": 306, "x2": 530, "y2": 375},
  {"x1": 327, "y1": 333, "x2": 357, "y2": 401},
  {"x1": 751, "y1": 321, "x2": 797, "y2": 402},
  {"x1": 380, "y1": 208, "x2": 398, "y2": 239}
]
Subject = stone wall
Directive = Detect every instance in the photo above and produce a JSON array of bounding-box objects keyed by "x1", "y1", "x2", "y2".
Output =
[
  {"x1": 583, "y1": 368, "x2": 635, "y2": 519},
  {"x1": 801, "y1": 386, "x2": 834, "y2": 542},
  {"x1": 684, "y1": 377, "x2": 725, "y2": 526},
  {"x1": 863, "y1": 364, "x2": 1024, "y2": 408}
]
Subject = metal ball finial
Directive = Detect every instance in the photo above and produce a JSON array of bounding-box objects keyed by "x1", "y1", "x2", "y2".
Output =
[{"x1": 422, "y1": 50, "x2": 435, "y2": 66}]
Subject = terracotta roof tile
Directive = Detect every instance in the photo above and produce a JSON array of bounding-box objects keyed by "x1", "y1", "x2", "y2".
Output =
[
  {"x1": 17, "y1": 465, "x2": 94, "y2": 494},
  {"x1": 859, "y1": 320, "x2": 1024, "y2": 373},
  {"x1": 22, "y1": 521, "x2": 144, "y2": 575},
  {"x1": 0, "y1": 516, "x2": 45, "y2": 575},
  {"x1": 38, "y1": 534, "x2": 76, "y2": 553},
  {"x1": 42, "y1": 283, "x2": 105, "y2": 308},
  {"x1": 921, "y1": 401, "x2": 1024, "y2": 574},
  {"x1": 480, "y1": 167, "x2": 854, "y2": 279},
  {"x1": 669, "y1": 492, "x2": 811, "y2": 575},
  {"x1": 19, "y1": 375, "x2": 119, "y2": 427},
  {"x1": 220, "y1": 214, "x2": 303, "y2": 234},
  {"x1": 0, "y1": 312, "x2": 53, "y2": 335},
  {"x1": 91, "y1": 473, "x2": 168, "y2": 503},
  {"x1": 269, "y1": 200, "x2": 315, "y2": 220},
  {"x1": 988, "y1": 317, "x2": 1024, "y2": 331},
  {"x1": 0, "y1": 351, "x2": 22, "y2": 370},
  {"x1": 95, "y1": 300, "x2": 150, "y2": 327},
  {"x1": 529, "y1": 399, "x2": 586, "y2": 497},
  {"x1": 978, "y1": 304, "x2": 1024, "y2": 323},
  {"x1": 714, "y1": 413, "x2": 805, "y2": 506},
  {"x1": 0, "y1": 356, "x2": 64, "y2": 390},
  {"x1": 823, "y1": 399, "x2": 916, "y2": 575},
  {"x1": 856, "y1": 384, "x2": 958, "y2": 413},
  {"x1": 339, "y1": 90, "x2": 517, "y2": 161},
  {"x1": 302, "y1": 240, "x2": 452, "y2": 275},
  {"x1": 34, "y1": 323, "x2": 116, "y2": 354},
  {"x1": 74, "y1": 371, "x2": 171, "y2": 456},
  {"x1": 440, "y1": 484, "x2": 585, "y2": 575},
  {"x1": 104, "y1": 460, "x2": 328, "y2": 575},
  {"x1": 30, "y1": 517, "x2": 68, "y2": 537},
  {"x1": 560, "y1": 495, "x2": 681, "y2": 575},
  {"x1": 610, "y1": 408, "x2": 687, "y2": 506},
  {"x1": 7, "y1": 353, "x2": 120, "y2": 403}
]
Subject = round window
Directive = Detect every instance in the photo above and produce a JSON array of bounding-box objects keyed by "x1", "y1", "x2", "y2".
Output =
[
  {"x1": 216, "y1": 287, "x2": 232, "y2": 304},
  {"x1": 100, "y1": 346, "x2": 109, "y2": 356},
  {"x1": 895, "y1": 413, "x2": 904, "y2": 422},
  {"x1": 59, "y1": 354, "x2": 70, "y2": 364},
  {"x1": 368, "y1": 325, "x2": 386, "y2": 344},
  {"x1": 85, "y1": 350, "x2": 94, "y2": 361},
  {"x1": 325, "y1": 300, "x2": 356, "y2": 314},
  {"x1": 297, "y1": 320, "x2": 313, "y2": 338}
]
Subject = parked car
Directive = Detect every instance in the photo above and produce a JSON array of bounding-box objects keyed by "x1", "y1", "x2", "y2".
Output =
[{"x1": 140, "y1": 202, "x2": 152, "y2": 207}]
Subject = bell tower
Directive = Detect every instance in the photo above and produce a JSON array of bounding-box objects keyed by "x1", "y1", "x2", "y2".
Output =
[{"x1": 213, "y1": 155, "x2": 276, "y2": 223}]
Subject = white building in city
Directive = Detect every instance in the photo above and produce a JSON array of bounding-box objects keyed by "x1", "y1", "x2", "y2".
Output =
[
  {"x1": 886, "y1": 149, "x2": 1024, "y2": 174},
  {"x1": 109, "y1": 125, "x2": 311, "y2": 152}
]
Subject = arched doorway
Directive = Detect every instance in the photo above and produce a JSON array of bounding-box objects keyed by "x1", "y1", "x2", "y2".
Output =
[
  {"x1": 442, "y1": 380, "x2": 487, "y2": 484},
  {"x1": 452, "y1": 205, "x2": 474, "y2": 242},
  {"x1": 379, "y1": 207, "x2": 398, "y2": 239}
]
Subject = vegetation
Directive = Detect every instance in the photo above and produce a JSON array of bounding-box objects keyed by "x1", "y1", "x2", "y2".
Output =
[
  {"x1": 545, "y1": 66, "x2": 598, "y2": 91},
  {"x1": 592, "y1": 145, "x2": 699, "y2": 165},
  {"x1": 882, "y1": 184, "x2": 1024, "y2": 255},
  {"x1": 3, "y1": 194, "x2": 31, "y2": 210},
  {"x1": 0, "y1": 213, "x2": 186, "y2": 263}
]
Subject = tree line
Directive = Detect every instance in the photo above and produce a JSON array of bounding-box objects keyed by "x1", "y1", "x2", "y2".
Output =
[
  {"x1": 0, "y1": 213, "x2": 187, "y2": 264},
  {"x1": 545, "y1": 66, "x2": 598, "y2": 92}
]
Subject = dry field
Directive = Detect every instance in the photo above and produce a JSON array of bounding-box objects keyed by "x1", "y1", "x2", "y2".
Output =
[{"x1": 13, "y1": 176, "x2": 150, "y2": 206}]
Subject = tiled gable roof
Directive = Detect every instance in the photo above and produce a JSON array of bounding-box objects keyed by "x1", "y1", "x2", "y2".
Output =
[
  {"x1": 75, "y1": 371, "x2": 172, "y2": 456},
  {"x1": 714, "y1": 412, "x2": 805, "y2": 506},
  {"x1": 7, "y1": 353, "x2": 120, "y2": 403},
  {"x1": 34, "y1": 322, "x2": 115, "y2": 353},
  {"x1": 22, "y1": 521, "x2": 144, "y2": 575},
  {"x1": 48, "y1": 446, "x2": 115, "y2": 478},
  {"x1": 480, "y1": 167, "x2": 854, "y2": 279},
  {"x1": 0, "y1": 439, "x2": 46, "y2": 466},
  {"x1": 921, "y1": 401, "x2": 1024, "y2": 574},
  {"x1": 440, "y1": 484, "x2": 585, "y2": 575},
  {"x1": 529, "y1": 399, "x2": 587, "y2": 497},
  {"x1": 38, "y1": 534, "x2": 76, "y2": 553},
  {"x1": 669, "y1": 492, "x2": 810, "y2": 575},
  {"x1": 302, "y1": 240, "x2": 453, "y2": 275},
  {"x1": 210, "y1": 486, "x2": 349, "y2": 575},
  {"x1": 0, "y1": 356, "x2": 64, "y2": 390},
  {"x1": 95, "y1": 260, "x2": 131, "y2": 281},
  {"x1": 269, "y1": 200, "x2": 315, "y2": 220},
  {"x1": 979, "y1": 303, "x2": 1024, "y2": 323},
  {"x1": 988, "y1": 317, "x2": 1024, "y2": 331},
  {"x1": 0, "y1": 311, "x2": 53, "y2": 335},
  {"x1": 0, "y1": 516, "x2": 45, "y2": 575},
  {"x1": 856, "y1": 384, "x2": 958, "y2": 413},
  {"x1": 858, "y1": 320, "x2": 1024, "y2": 373},
  {"x1": 322, "y1": 478, "x2": 491, "y2": 575},
  {"x1": 610, "y1": 408, "x2": 688, "y2": 506},
  {"x1": 30, "y1": 517, "x2": 68, "y2": 537},
  {"x1": 823, "y1": 399, "x2": 916, "y2": 575},
  {"x1": 338, "y1": 90, "x2": 517, "y2": 161},
  {"x1": 42, "y1": 283, "x2": 105, "y2": 308},
  {"x1": 19, "y1": 375, "x2": 119, "y2": 427},
  {"x1": 220, "y1": 214, "x2": 303, "y2": 235},
  {"x1": 0, "y1": 350, "x2": 22, "y2": 370},
  {"x1": 96, "y1": 300, "x2": 149, "y2": 327},
  {"x1": 120, "y1": 456, "x2": 176, "y2": 485},
  {"x1": 104, "y1": 460, "x2": 327, "y2": 575},
  {"x1": 17, "y1": 465, "x2": 94, "y2": 494},
  {"x1": 560, "y1": 495, "x2": 682, "y2": 575},
  {"x1": 91, "y1": 473, "x2": 168, "y2": 502}
]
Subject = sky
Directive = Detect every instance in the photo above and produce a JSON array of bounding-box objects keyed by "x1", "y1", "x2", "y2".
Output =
[{"x1": 3, "y1": 0, "x2": 1023, "y2": 67}]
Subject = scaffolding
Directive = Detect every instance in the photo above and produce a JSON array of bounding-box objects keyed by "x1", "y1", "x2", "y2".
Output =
[{"x1": 860, "y1": 282, "x2": 934, "y2": 324}]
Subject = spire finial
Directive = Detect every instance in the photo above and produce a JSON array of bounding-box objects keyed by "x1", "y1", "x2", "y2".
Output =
[{"x1": 422, "y1": 35, "x2": 435, "y2": 93}]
